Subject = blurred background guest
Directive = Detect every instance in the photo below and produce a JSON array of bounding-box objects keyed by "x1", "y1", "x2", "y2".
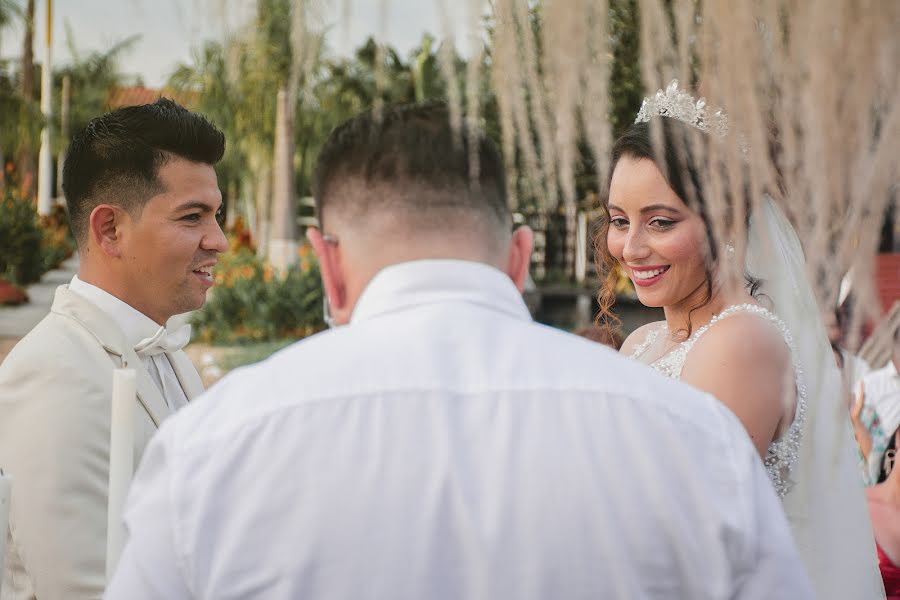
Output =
[
  {"x1": 574, "y1": 324, "x2": 623, "y2": 350},
  {"x1": 853, "y1": 327, "x2": 900, "y2": 487},
  {"x1": 866, "y1": 412, "x2": 900, "y2": 599}
]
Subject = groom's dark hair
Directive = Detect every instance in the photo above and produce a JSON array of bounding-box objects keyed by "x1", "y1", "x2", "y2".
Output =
[
  {"x1": 312, "y1": 101, "x2": 510, "y2": 234},
  {"x1": 62, "y1": 98, "x2": 225, "y2": 246}
]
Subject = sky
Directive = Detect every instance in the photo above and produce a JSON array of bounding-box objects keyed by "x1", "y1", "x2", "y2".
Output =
[{"x1": 0, "y1": 0, "x2": 471, "y2": 88}]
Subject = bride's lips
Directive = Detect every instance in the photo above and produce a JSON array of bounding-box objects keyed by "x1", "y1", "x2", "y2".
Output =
[{"x1": 629, "y1": 265, "x2": 670, "y2": 287}]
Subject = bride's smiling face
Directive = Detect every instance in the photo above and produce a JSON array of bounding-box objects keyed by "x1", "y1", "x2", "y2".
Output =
[{"x1": 606, "y1": 155, "x2": 709, "y2": 308}]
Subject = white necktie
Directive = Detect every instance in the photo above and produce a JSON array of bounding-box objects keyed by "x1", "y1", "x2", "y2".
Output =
[
  {"x1": 134, "y1": 323, "x2": 192, "y2": 358},
  {"x1": 134, "y1": 324, "x2": 192, "y2": 410}
]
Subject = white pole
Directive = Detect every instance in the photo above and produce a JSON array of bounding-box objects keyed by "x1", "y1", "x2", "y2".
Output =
[
  {"x1": 575, "y1": 211, "x2": 587, "y2": 284},
  {"x1": 36, "y1": 0, "x2": 53, "y2": 216},
  {"x1": 268, "y1": 87, "x2": 298, "y2": 271},
  {"x1": 106, "y1": 368, "x2": 135, "y2": 583},
  {"x1": 0, "y1": 469, "x2": 11, "y2": 591}
]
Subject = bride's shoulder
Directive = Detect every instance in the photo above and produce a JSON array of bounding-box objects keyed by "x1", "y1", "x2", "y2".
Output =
[
  {"x1": 687, "y1": 311, "x2": 791, "y2": 373},
  {"x1": 620, "y1": 320, "x2": 666, "y2": 356}
]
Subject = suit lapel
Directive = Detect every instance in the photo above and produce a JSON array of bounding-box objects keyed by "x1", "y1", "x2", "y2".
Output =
[
  {"x1": 121, "y1": 348, "x2": 171, "y2": 428},
  {"x1": 51, "y1": 285, "x2": 172, "y2": 428},
  {"x1": 167, "y1": 350, "x2": 205, "y2": 401}
]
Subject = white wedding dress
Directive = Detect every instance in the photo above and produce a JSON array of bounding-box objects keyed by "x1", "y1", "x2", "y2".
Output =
[
  {"x1": 626, "y1": 198, "x2": 885, "y2": 599},
  {"x1": 630, "y1": 303, "x2": 805, "y2": 499}
]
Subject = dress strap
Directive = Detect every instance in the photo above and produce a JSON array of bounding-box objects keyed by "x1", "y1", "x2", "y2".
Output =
[
  {"x1": 629, "y1": 325, "x2": 663, "y2": 360},
  {"x1": 682, "y1": 303, "x2": 795, "y2": 356}
]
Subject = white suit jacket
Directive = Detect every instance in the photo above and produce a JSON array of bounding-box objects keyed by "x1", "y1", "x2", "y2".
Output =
[
  {"x1": 0, "y1": 285, "x2": 203, "y2": 599},
  {"x1": 107, "y1": 260, "x2": 813, "y2": 600}
]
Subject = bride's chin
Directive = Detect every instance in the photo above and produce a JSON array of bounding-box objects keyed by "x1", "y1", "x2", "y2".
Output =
[{"x1": 633, "y1": 290, "x2": 668, "y2": 308}]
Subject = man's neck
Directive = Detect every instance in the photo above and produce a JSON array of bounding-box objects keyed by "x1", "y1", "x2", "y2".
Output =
[{"x1": 76, "y1": 268, "x2": 168, "y2": 326}]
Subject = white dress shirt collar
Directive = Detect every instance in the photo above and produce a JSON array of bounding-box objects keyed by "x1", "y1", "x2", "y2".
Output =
[{"x1": 350, "y1": 259, "x2": 531, "y2": 325}]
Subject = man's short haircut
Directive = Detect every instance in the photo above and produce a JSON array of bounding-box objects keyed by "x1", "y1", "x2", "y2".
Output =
[
  {"x1": 62, "y1": 98, "x2": 225, "y2": 245},
  {"x1": 313, "y1": 101, "x2": 510, "y2": 233}
]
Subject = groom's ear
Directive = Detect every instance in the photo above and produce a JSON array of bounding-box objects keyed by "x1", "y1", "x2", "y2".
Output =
[
  {"x1": 307, "y1": 227, "x2": 350, "y2": 324},
  {"x1": 506, "y1": 226, "x2": 534, "y2": 292},
  {"x1": 89, "y1": 204, "x2": 128, "y2": 258}
]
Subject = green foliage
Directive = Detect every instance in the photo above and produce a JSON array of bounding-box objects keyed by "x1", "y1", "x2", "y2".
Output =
[
  {"x1": 0, "y1": 190, "x2": 75, "y2": 284},
  {"x1": 609, "y1": 0, "x2": 643, "y2": 138},
  {"x1": 0, "y1": 60, "x2": 41, "y2": 167},
  {"x1": 216, "y1": 339, "x2": 295, "y2": 371},
  {"x1": 0, "y1": 188, "x2": 43, "y2": 284},
  {"x1": 0, "y1": 0, "x2": 23, "y2": 30},
  {"x1": 191, "y1": 247, "x2": 324, "y2": 344},
  {"x1": 39, "y1": 203, "x2": 75, "y2": 272}
]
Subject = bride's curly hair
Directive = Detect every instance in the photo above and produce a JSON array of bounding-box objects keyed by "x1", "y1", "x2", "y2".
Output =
[{"x1": 594, "y1": 118, "x2": 763, "y2": 340}]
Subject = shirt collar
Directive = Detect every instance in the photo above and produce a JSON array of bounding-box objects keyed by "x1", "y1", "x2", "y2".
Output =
[
  {"x1": 350, "y1": 259, "x2": 532, "y2": 325},
  {"x1": 68, "y1": 276, "x2": 188, "y2": 350}
]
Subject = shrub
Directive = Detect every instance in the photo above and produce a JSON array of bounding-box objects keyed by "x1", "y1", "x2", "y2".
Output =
[
  {"x1": 191, "y1": 246, "x2": 325, "y2": 344},
  {"x1": 0, "y1": 189, "x2": 44, "y2": 284},
  {"x1": 39, "y1": 204, "x2": 75, "y2": 273}
]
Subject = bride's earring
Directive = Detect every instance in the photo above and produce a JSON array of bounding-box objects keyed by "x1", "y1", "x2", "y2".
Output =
[{"x1": 725, "y1": 242, "x2": 736, "y2": 257}]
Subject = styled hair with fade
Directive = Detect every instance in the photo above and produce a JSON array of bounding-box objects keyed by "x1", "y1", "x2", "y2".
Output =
[
  {"x1": 62, "y1": 97, "x2": 225, "y2": 246},
  {"x1": 313, "y1": 101, "x2": 510, "y2": 233}
]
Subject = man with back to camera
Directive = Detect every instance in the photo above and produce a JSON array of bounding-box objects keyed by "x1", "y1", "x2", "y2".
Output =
[
  {"x1": 106, "y1": 101, "x2": 814, "y2": 599},
  {"x1": 0, "y1": 98, "x2": 228, "y2": 599}
]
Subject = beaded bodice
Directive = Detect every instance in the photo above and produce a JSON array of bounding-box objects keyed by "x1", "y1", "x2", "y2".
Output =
[{"x1": 630, "y1": 304, "x2": 806, "y2": 499}]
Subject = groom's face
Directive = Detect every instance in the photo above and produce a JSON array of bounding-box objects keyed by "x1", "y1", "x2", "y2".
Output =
[{"x1": 117, "y1": 157, "x2": 228, "y2": 325}]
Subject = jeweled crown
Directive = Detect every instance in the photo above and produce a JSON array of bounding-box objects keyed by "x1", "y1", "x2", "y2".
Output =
[{"x1": 635, "y1": 79, "x2": 729, "y2": 136}]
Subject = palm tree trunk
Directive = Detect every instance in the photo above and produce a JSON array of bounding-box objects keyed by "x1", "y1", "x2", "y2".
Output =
[
  {"x1": 17, "y1": 0, "x2": 36, "y2": 201},
  {"x1": 254, "y1": 161, "x2": 272, "y2": 259},
  {"x1": 225, "y1": 178, "x2": 238, "y2": 230},
  {"x1": 268, "y1": 85, "x2": 297, "y2": 271},
  {"x1": 56, "y1": 73, "x2": 70, "y2": 199},
  {"x1": 564, "y1": 202, "x2": 577, "y2": 280}
]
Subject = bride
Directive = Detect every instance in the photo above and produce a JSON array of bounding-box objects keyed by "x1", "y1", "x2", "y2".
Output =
[{"x1": 597, "y1": 81, "x2": 884, "y2": 599}]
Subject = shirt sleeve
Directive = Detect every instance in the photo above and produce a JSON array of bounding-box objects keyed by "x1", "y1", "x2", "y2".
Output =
[{"x1": 105, "y1": 423, "x2": 192, "y2": 599}]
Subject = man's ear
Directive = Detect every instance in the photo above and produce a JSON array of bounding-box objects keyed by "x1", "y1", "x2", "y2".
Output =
[
  {"x1": 89, "y1": 204, "x2": 126, "y2": 258},
  {"x1": 307, "y1": 227, "x2": 348, "y2": 320},
  {"x1": 505, "y1": 225, "x2": 534, "y2": 292}
]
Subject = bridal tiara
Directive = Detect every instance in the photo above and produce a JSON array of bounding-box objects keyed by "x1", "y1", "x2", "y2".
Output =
[{"x1": 634, "y1": 79, "x2": 729, "y2": 136}]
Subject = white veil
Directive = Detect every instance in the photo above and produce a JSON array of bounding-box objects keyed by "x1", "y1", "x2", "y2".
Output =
[{"x1": 745, "y1": 197, "x2": 885, "y2": 599}]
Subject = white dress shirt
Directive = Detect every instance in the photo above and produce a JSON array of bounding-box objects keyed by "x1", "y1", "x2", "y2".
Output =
[
  {"x1": 864, "y1": 359, "x2": 900, "y2": 436},
  {"x1": 68, "y1": 276, "x2": 189, "y2": 410},
  {"x1": 106, "y1": 260, "x2": 813, "y2": 599}
]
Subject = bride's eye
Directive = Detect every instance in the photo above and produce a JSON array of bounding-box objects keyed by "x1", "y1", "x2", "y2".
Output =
[
  {"x1": 649, "y1": 218, "x2": 676, "y2": 230},
  {"x1": 609, "y1": 217, "x2": 629, "y2": 229}
]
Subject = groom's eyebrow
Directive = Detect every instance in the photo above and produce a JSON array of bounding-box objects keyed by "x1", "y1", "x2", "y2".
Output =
[{"x1": 174, "y1": 200, "x2": 223, "y2": 213}]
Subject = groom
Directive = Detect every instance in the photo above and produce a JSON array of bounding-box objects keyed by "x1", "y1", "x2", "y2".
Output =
[
  {"x1": 107, "y1": 102, "x2": 813, "y2": 598},
  {"x1": 0, "y1": 98, "x2": 227, "y2": 599}
]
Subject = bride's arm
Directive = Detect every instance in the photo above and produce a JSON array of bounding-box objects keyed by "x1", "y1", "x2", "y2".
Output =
[
  {"x1": 850, "y1": 388, "x2": 873, "y2": 461},
  {"x1": 679, "y1": 315, "x2": 792, "y2": 458}
]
